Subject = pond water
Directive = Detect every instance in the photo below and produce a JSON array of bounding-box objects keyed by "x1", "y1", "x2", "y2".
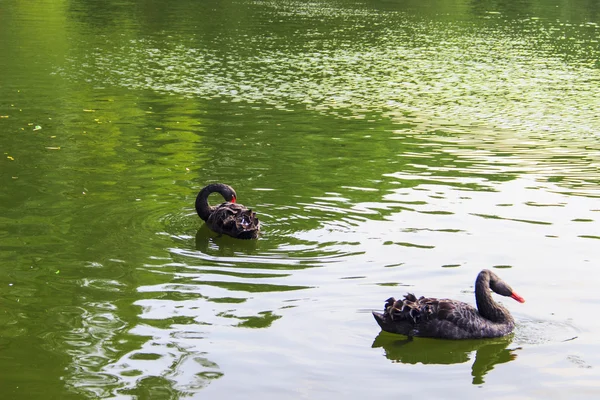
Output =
[{"x1": 1, "y1": 0, "x2": 599, "y2": 398}]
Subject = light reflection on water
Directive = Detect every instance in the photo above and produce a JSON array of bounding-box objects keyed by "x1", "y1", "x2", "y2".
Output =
[{"x1": 62, "y1": 1, "x2": 600, "y2": 139}]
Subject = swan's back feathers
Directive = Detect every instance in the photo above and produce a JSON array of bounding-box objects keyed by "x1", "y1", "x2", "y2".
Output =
[{"x1": 207, "y1": 202, "x2": 260, "y2": 239}]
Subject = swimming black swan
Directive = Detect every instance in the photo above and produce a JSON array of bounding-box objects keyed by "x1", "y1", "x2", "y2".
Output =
[
  {"x1": 372, "y1": 269, "x2": 525, "y2": 339},
  {"x1": 195, "y1": 183, "x2": 260, "y2": 239}
]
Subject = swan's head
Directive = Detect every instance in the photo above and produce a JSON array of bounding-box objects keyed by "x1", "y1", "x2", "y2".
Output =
[
  {"x1": 488, "y1": 271, "x2": 525, "y2": 303},
  {"x1": 220, "y1": 184, "x2": 237, "y2": 203}
]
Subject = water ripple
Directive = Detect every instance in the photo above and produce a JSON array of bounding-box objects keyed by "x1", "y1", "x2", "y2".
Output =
[{"x1": 60, "y1": 0, "x2": 600, "y2": 138}]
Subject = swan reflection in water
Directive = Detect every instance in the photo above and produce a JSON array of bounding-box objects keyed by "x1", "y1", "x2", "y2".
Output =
[
  {"x1": 372, "y1": 332, "x2": 519, "y2": 384},
  {"x1": 195, "y1": 224, "x2": 259, "y2": 256}
]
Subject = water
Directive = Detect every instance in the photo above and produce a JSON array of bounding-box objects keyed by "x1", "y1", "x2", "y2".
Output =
[{"x1": 1, "y1": 0, "x2": 599, "y2": 398}]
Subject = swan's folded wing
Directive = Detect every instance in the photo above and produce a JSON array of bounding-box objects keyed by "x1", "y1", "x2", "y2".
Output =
[
  {"x1": 207, "y1": 203, "x2": 260, "y2": 239},
  {"x1": 416, "y1": 299, "x2": 485, "y2": 339}
]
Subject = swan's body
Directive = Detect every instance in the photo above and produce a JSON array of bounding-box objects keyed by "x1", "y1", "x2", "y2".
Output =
[
  {"x1": 195, "y1": 183, "x2": 260, "y2": 239},
  {"x1": 372, "y1": 270, "x2": 525, "y2": 339}
]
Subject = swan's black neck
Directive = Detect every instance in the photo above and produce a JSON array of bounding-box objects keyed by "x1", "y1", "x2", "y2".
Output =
[
  {"x1": 195, "y1": 183, "x2": 236, "y2": 221},
  {"x1": 475, "y1": 270, "x2": 512, "y2": 323}
]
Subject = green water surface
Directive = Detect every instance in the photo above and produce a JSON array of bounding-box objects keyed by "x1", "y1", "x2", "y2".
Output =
[{"x1": 1, "y1": 0, "x2": 599, "y2": 398}]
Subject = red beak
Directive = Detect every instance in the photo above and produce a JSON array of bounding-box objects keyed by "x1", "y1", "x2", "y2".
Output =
[
  {"x1": 511, "y1": 292, "x2": 525, "y2": 303},
  {"x1": 231, "y1": 197, "x2": 236, "y2": 203}
]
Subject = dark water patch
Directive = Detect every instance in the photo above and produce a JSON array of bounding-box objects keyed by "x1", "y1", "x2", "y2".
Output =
[
  {"x1": 129, "y1": 353, "x2": 163, "y2": 361},
  {"x1": 578, "y1": 235, "x2": 600, "y2": 240},
  {"x1": 384, "y1": 263, "x2": 405, "y2": 268},
  {"x1": 141, "y1": 317, "x2": 201, "y2": 329},
  {"x1": 386, "y1": 241, "x2": 436, "y2": 249},
  {"x1": 375, "y1": 282, "x2": 411, "y2": 287},
  {"x1": 198, "y1": 281, "x2": 311, "y2": 294},
  {"x1": 525, "y1": 201, "x2": 566, "y2": 207},
  {"x1": 231, "y1": 311, "x2": 282, "y2": 328},
  {"x1": 207, "y1": 297, "x2": 247, "y2": 304},
  {"x1": 419, "y1": 210, "x2": 455, "y2": 215},
  {"x1": 471, "y1": 213, "x2": 553, "y2": 225}
]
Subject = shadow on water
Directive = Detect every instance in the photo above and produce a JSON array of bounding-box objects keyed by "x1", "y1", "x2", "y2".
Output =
[{"x1": 372, "y1": 332, "x2": 518, "y2": 385}]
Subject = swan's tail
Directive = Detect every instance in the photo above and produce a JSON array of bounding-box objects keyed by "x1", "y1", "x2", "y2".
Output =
[
  {"x1": 232, "y1": 209, "x2": 260, "y2": 239},
  {"x1": 372, "y1": 295, "x2": 420, "y2": 336},
  {"x1": 372, "y1": 311, "x2": 389, "y2": 330}
]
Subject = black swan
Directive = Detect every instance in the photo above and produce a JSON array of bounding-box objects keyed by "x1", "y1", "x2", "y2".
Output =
[
  {"x1": 195, "y1": 183, "x2": 260, "y2": 239},
  {"x1": 372, "y1": 269, "x2": 525, "y2": 339}
]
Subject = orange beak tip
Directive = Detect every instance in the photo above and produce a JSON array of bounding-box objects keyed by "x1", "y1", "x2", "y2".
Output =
[{"x1": 511, "y1": 292, "x2": 525, "y2": 303}]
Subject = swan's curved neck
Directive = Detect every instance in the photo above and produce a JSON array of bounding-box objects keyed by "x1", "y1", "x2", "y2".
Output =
[
  {"x1": 475, "y1": 271, "x2": 510, "y2": 323},
  {"x1": 195, "y1": 184, "x2": 232, "y2": 221}
]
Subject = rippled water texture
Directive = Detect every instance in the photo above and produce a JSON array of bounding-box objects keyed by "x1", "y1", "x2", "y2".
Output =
[
  {"x1": 64, "y1": 0, "x2": 600, "y2": 136},
  {"x1": 1, "y1": 0, "x2": 599, "y2": 399}
]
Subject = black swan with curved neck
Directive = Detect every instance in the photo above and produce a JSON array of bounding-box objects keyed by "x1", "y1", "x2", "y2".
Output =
[
  {"x1": 195, "y1": 183, "x2": 260, "y2": 239},
  {"x1": 372, "y1": 269, "x2": 525, "y2": 339}
]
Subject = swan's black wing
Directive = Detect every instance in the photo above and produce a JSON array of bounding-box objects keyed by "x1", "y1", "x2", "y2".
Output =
[
  {"x1": 410, "y1": 298, "x2": 487, "y2": 339},
  {"x1": 207, "y1": 202, "x2": 260, "y2": 239}
]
